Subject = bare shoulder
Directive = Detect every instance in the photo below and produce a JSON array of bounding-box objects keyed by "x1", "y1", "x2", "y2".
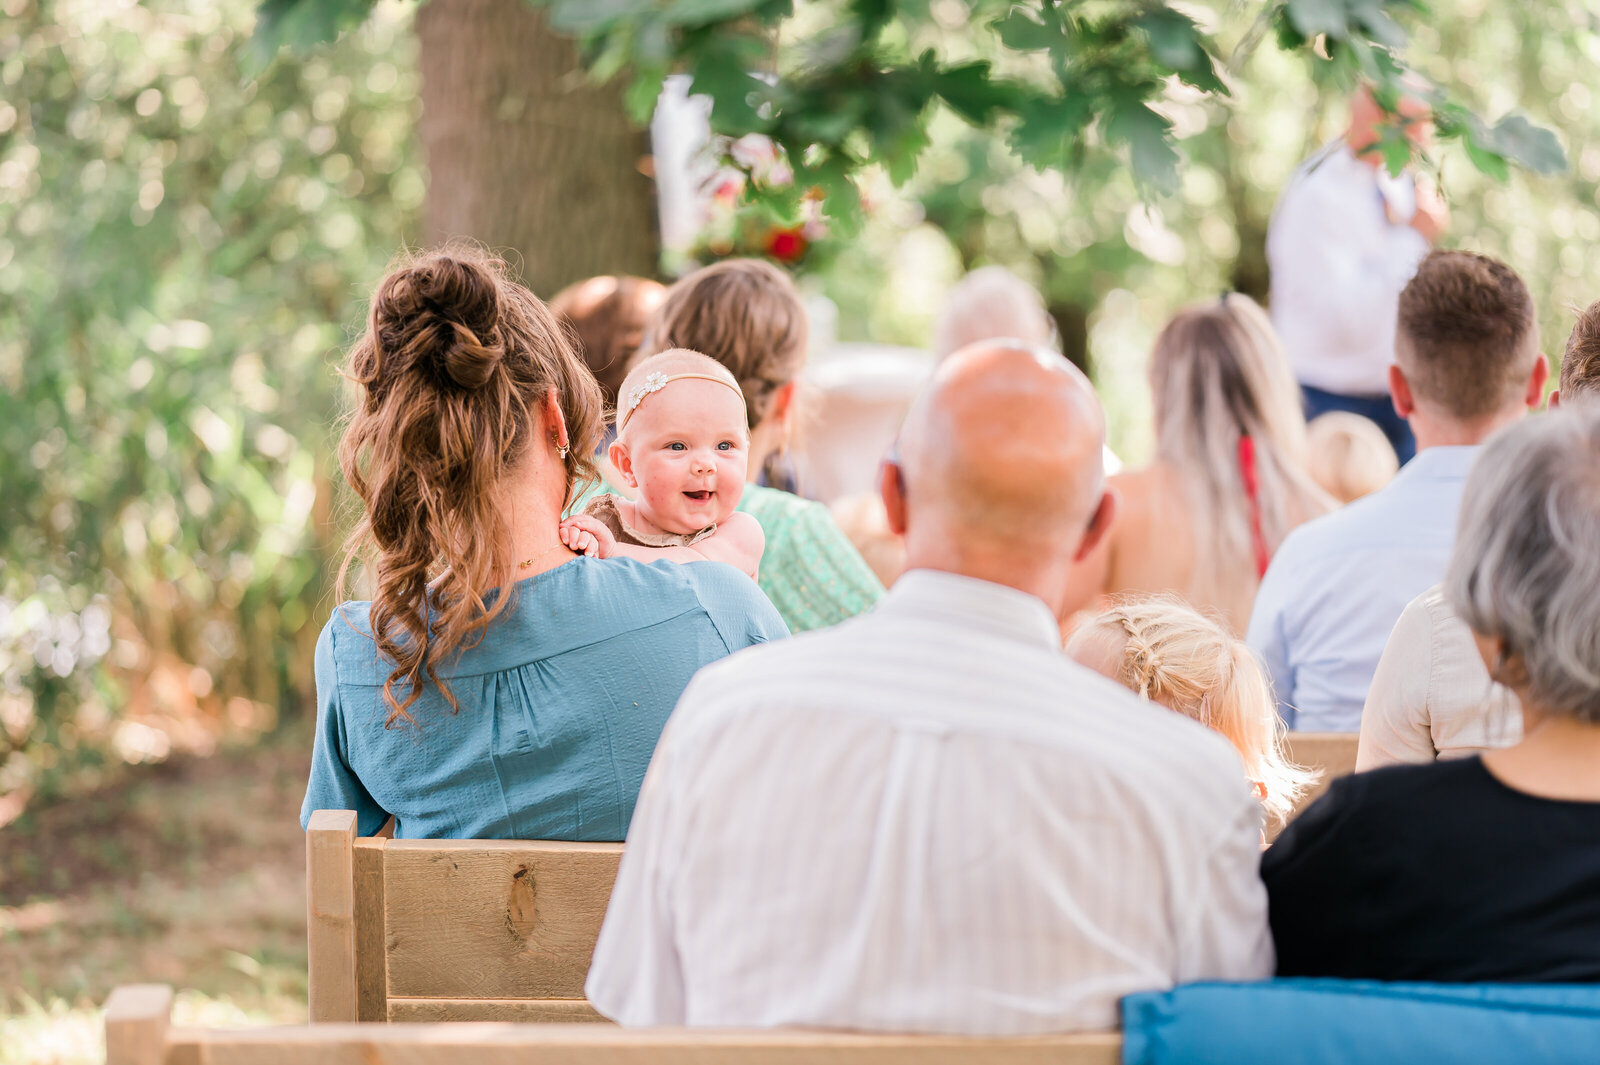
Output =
[{"x1": 1107, "y1": 464, "x2": 1169, "y2": 514}]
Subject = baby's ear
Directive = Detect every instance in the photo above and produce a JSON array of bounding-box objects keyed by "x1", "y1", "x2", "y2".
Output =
[{"x1": 609, "y1": 438, "x2": 638, "y2": 488}]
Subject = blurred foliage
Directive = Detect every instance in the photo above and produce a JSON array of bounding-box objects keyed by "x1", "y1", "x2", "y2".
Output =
[
  {"x1": 0, "y1": 0, "x2": 422, "y2": 816},
  {"x1": 814, "y1": 0, "x2": 1600, "y2": 461},
  {"x1": 253, "y1": 0, "x2": 1564, "y2": 234}
]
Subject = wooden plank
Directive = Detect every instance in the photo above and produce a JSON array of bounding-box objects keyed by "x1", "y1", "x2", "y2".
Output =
[
  {"x1": 160, "y1": 1024, "x2": 1121, "y2": 1065},
  {"x1": 353, "y1": 837, "x2": 388, "y2": 1023},
  {"x1": 1283, "y1": 732, "x2": 1360, "y2": 814},
  {"x1": 306, "y1": 810, "x2": 359, "y2": 1022},
  {"x1": 163, "y1": 1042, "x2": 201, "y2": 1065},
  {"x1": 383, "y1": 840, "x2": 621, "y2": 1001},
  {"x1": 104, "y1": 984, "x2": 173, "y2": 1065},
  {"x1": 386, "y1": 997, "x2": 609, "y2": 1023}
]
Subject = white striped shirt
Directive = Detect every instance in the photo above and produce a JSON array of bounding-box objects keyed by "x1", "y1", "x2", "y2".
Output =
[{"x1": 585, "y1": 569, "x2": 1273, "y2": 1034}]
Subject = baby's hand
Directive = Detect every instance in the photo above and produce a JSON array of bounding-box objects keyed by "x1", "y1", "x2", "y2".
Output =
[{"x1": 560, "y1": 513, "x2": 616, "y2": 559}]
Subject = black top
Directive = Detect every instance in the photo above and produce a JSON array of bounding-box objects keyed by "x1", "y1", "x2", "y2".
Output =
[{"x1": 1262, "y1": 755, "x2": 1600, "y2": 983}]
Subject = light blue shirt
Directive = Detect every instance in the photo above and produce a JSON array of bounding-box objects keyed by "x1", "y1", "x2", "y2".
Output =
[
  {"x1": 300, "y1": 557, "x2": 788, "y2": 839},
  {"x1": 1246, "y1": 446, "x2": 1479, "y2": 732}
]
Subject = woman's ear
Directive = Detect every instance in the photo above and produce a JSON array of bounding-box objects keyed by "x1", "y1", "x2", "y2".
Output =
[
  {"x1": 609, "y1": 438, "x2": 638, "y2": 489},
  {"x1": 540, "y1": 387, "x2": 570, "y2": 452},
  {"x1": 768, "y1": 380, "x2": 799, "y2": 430}
]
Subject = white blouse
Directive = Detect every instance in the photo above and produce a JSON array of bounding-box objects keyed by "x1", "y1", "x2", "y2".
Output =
[{"x1": 1356, "y1": 584, "x2": 1522, "y2": 771}]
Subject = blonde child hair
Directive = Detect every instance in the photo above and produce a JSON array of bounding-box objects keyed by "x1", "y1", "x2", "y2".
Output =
[
  {"x1": 1305, "y1": 412, "x2": 1400, "y2": 504},
  {"x1": 1067, "y1": 595, "x2": 1318, "y2": 829}
]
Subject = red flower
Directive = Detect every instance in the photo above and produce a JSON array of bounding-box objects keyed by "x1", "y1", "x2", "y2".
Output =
[{"x1": 765, "y1": 226, "x2": 807, "y2": 263}]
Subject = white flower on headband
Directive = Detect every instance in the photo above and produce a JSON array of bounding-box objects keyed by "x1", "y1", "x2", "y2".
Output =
[{"x1": 625, "y1": 372, "x2": 670, "y2": 418}]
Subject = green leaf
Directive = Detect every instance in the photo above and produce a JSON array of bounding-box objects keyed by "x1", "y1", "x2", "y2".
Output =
[
  {"x1": 1479, "y1": 113, "x2": 1568, "y2": 176},
  {"x1": 1286, "y1": 0, "x2": 1353, "y2": 39},
  {"x1": 1377, "y1": 133, "x2": 1411, "y2": 176},
  {"x1": 248, "y1": 0, "x2": 375, "y2": 72},
  {"x1": 623, "y1": 69, "x2": 667, "y2": 123},
  {"x1": 1350, "y1": 0, "x2": 1409, "y2": 50},
  {"x1": 1136, "y1": 9, "x2": 1205, "y2": 71},
  {"x1": 933, "y1": 61, "x2": 1017, "y2": 126},
  {"x1": 547, "y1": 0, "x2": 645, "y2": 35},
  {"x1": 1464, "y1": 140, "x2": 1511, "y2": 183},
  {"x1": 1008, "y1": 89, "x2": 1094, "y2": 168},
  {"x1": 991, "y1": 11, "x2": 1063, "y2": 52},
  {"x1": 660, "y1": 0, "x2": 767, "y2": 28},
  {"x1": 1103, "y1": 94, "x2": 1178, "y2": 195}
]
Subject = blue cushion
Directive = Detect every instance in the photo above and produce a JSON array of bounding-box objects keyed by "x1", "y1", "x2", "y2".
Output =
[{"x1": 1122, "y1": 979, "x2": 1600, "y2": 1065}]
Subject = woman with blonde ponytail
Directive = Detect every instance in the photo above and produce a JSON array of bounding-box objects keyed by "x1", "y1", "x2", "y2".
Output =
[
  {"x1": 1067, "y1": 596, "x2": 1318, "y2": 832},
  {"x1": 301, "y1": 246, "x2": 785, "y2": 841},
  {"x1": 1076, "y1": 294, "x2": 1332, "y2": 634}
]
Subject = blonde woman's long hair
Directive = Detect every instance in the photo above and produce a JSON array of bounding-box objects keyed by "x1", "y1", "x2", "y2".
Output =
[
  {"x1": 1149, "y1": 294, "x2": 1330, "y2": 610},
  {"x1": 1069, "y1": 596, "x2": 1319, "y2": 829}
]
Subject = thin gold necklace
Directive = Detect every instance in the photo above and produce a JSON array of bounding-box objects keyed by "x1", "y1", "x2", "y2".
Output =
[{"x1": 517, "y1": 542, "x2": 569, "y2": 570}]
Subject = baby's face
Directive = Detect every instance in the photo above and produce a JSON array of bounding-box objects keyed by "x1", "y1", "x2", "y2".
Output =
[{"x1": 614, "y1": 378, "x2": 750, "y2": 534}]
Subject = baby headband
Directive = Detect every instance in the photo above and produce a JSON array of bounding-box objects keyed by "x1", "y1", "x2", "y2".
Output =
[{"x1": 619, "y1": 371, "x2": 747, "y2": 430}]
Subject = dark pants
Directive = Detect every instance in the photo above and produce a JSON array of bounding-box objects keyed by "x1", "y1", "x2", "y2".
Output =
[{"x1": 1301, "y1": 384, "x2": 1416, "y2": 465}]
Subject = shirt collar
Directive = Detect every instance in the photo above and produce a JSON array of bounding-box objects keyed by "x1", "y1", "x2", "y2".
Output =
[
  {"x1": 1395, "y1": 444, "x2": 1479, "y2": 484},
  {"x1": 879, "y1": 569, "x2": 1062, "y2": 650}
]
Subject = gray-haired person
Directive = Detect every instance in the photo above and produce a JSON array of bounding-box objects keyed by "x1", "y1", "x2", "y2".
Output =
[{"x1": 1264, "y1": 404, "x2": 1600, "y2": 982}]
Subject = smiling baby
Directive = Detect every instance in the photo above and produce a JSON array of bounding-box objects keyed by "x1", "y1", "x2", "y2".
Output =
[{"x1": 560, "y1": 349, "x2": 765, "y2": 580}]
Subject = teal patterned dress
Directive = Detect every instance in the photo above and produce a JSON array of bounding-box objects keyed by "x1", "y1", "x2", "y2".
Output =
[
  {"x1": 573, "y1": 480, "x2": 883, "y2": 633},
  {"x1": 735, "y1": 483, "x2": 884, "y2": 632}
]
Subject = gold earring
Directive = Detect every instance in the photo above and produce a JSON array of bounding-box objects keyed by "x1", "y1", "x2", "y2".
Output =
[{"x1": 557, "y1": 443, "x2": 570, "y2": 459}]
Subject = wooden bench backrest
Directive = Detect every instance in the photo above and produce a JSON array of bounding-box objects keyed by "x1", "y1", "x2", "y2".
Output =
[
  {"x1": 1281, "y1": 731, "x2": 1359, "y2": 816},
  {"x1": 307, "y1": 740, "x2": 1357, "y2": 1020},
  {"x1": 104, "y1": 985, "x2": 1122, "y2": 1065},
  {"x1": 306, "y1": 811, "x2": 622, "y2": 1023}
]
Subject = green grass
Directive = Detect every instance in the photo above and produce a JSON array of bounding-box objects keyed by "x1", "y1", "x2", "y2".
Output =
[{"x1": 0, "y1": 728, "x2": 314, "y2": 1065}]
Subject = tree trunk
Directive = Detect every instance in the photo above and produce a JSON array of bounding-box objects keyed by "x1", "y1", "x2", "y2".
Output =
[
  {"x1": 1047, "y1": 299, "x2": 1091, "y2": 376},
  {"x1": 416, "y1": 0, "x2": 659, "y2": 298}
]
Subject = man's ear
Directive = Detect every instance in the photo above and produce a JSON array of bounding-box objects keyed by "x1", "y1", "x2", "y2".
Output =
[
  {"x1": 1389, "y1": 364, "x2": 1416, "y2": 419},
  {"x1": 1549, "y1": 389, "x2": 1563, "y2": 410},
  {"x1": 880, "y1": 460, "x2": 908, "y2": 537},
  {"x1": 609, "y1": 438, "x2": 638, "y2": 489},
  {"x1": 1072, "y1": 488, "x2": 1117, "y2": 563},
  {"x1": 1525, "y1": 353, "x2": 1551, "y2": 409}
]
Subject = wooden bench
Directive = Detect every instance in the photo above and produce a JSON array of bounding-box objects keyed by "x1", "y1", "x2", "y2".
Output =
[
  {"x1": 1281, "y1": 731, "x2": 1359, "y2": 815},
  {"x1": 306, "y1": 740, "x2": 1357, "y2": 1023},
  {"x1": 305, "y1": 810, "x2": 622, "y2": 1023},
  {"x1": 104, "y1": 984, "x2": 1122, "y2": 1064}
]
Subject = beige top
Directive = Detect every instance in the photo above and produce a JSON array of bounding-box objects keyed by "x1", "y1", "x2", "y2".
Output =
[
  {"x1": 584, "y1": 493, "x2": 717, "y2": 550},
  {"x1": 1355, "y1": 584, "x2": 1523, "y2": 771}
]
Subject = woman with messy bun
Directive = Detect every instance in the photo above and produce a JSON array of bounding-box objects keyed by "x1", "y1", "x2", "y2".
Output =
[{"x1": 301, "y1": 247, "x2": 786, "y2": 840}]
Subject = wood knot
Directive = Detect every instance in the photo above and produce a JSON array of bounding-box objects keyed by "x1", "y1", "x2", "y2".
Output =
[{"x1": 506, "y1": 864, "x2": 537, "y2": 941}]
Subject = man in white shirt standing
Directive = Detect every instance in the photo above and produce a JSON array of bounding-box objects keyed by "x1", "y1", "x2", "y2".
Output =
[
  {"x1": 1267, "y1": 84, "x2": 1448, "y2": 464},
  {"x1": 586, "y1": 342, "x2": 1273, "y2": 1035},
  {"x1": 1248, "y1": 250, "x2": 1547, "y2": 733}
]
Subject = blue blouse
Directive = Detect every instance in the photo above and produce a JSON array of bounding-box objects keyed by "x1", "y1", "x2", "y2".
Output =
[{"x1": 300, "y1": 557, "x2": 788, "y2": 840}]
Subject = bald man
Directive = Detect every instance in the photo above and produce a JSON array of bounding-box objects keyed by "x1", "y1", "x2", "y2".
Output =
[{"x1": 586, "y1": 343, "x2": 1272, "y2": 1035}]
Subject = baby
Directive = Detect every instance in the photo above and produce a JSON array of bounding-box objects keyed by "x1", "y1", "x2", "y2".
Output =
[
  {"x1": 1065, "y1": 596, "x2": 1317, "y2": 832},
  {"x1": 560, "y1": 349, "x2": 765, "y2": 580}
]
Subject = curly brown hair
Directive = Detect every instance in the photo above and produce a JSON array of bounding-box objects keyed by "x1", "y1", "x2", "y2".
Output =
[
  {"x1": 1561, "y1": 299, "x2": 1600, "y2": 403},
  {"x1": 1396, "y1": 250, "x2": 1537, "y2": 420},
  {"x1": 338, "y1": 246, "x2": 604, "y2": 726},
  {"x1": 639, "y1": 259, "x2": 808, "y2": 430}
]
